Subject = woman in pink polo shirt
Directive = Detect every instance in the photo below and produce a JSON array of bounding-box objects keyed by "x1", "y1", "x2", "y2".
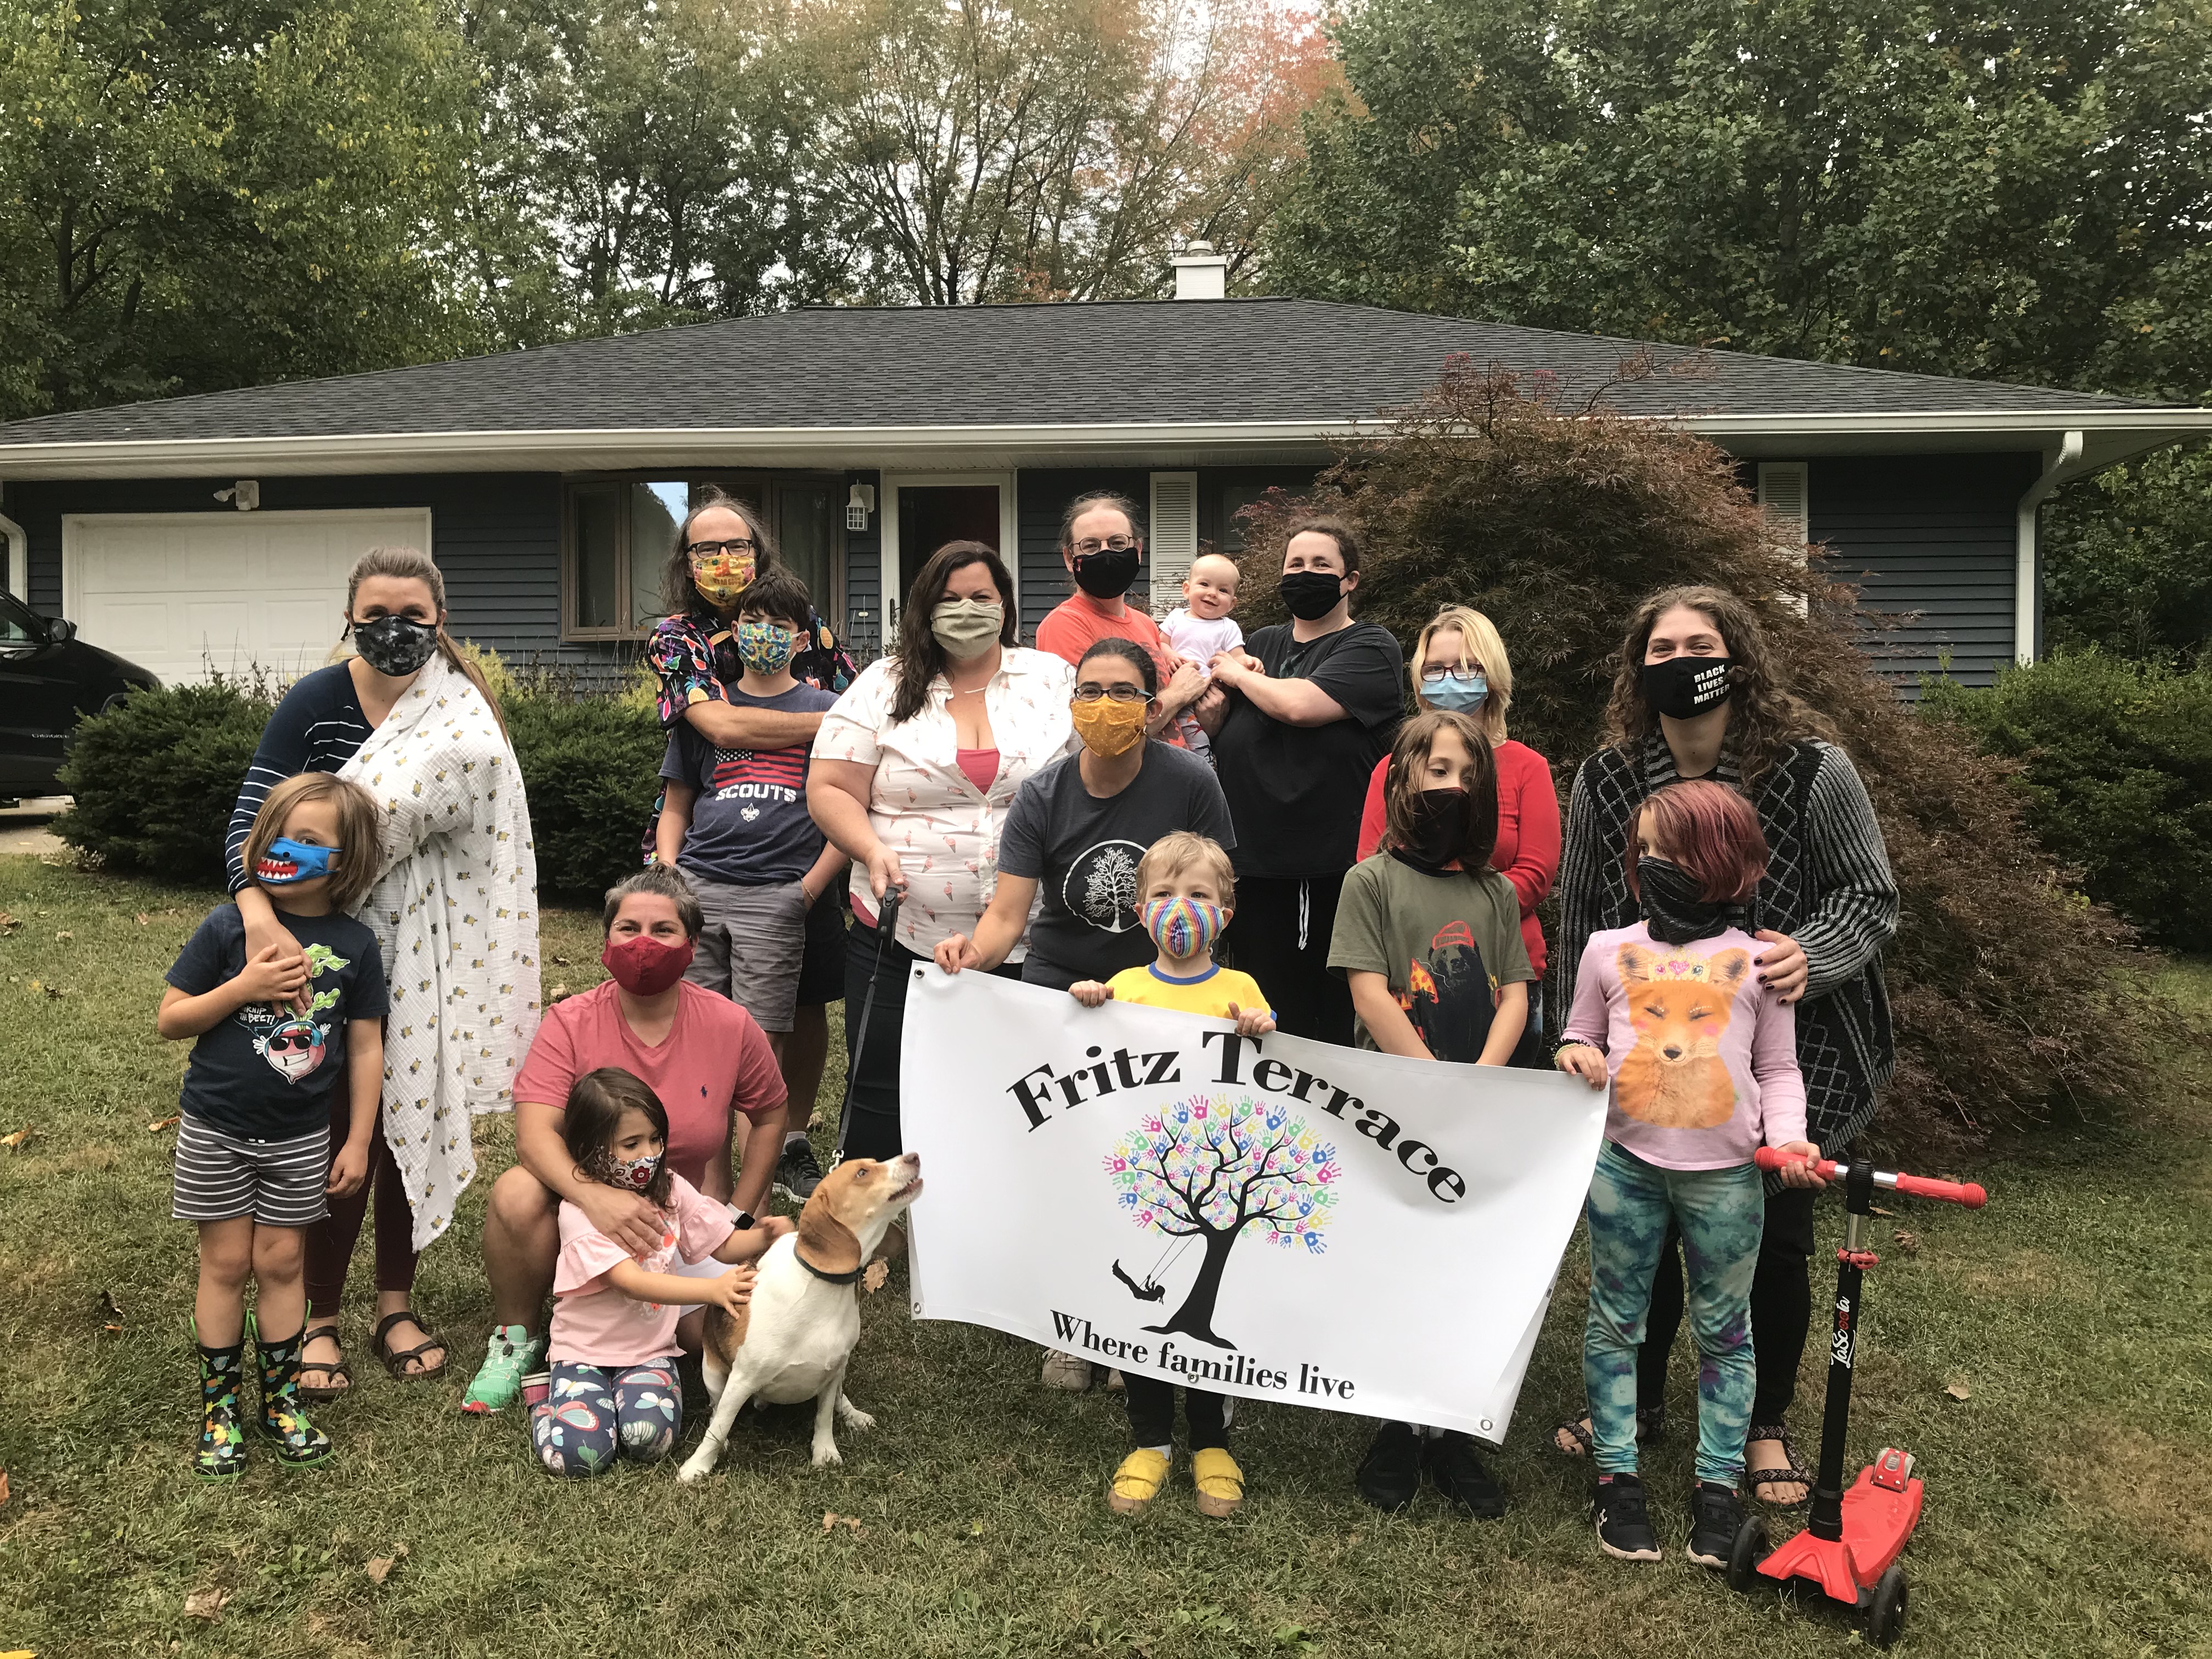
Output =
[{"x1": 462, "y1": 865, "x2": 792, "y2": 1412}]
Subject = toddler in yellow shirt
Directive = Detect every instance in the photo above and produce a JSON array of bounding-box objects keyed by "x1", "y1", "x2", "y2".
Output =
[{"x1": 1068, "y1": 831, "x2": 1274, "y2": 1520}]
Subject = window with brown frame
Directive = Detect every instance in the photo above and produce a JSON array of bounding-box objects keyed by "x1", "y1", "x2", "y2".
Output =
[{"x1": 562, "y1": 475, "x2": 845, "y2": 641}]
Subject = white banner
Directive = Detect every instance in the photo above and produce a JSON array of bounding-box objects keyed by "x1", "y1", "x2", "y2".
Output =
[{"x1": 901, "y1": 969, "x2": 1607, "y2": 1440}]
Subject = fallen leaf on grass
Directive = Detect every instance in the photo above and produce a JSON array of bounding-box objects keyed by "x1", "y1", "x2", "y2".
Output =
[
  {"x1": 365, "y1": 1556, "x2": 396, "y2": 1585},
  {"x1": 0, "y1": 1470, "x2": 10, "y2": 1503},
  {"x1": 1, "y1": 1127, "x2": 32, "y2": 1152},
  {"x1": 148, "y1": 1115, "x2": 179, "y2": 1133},
  {"x1": 548, "y1": 984, "x2": 571, "y2": 1003},
  {"x1": 862, "y1": 1260, "x2": 889, "y2": 1294},
  {"x1": 1892, "y1": 1229, "x2": 1920, "y2": 1255},
  {"x1": 184, "y1": 1588, "x2": 229, "y2": 1622},
  {"x1": 822, "y1": 1511, "x2": 864, "y2": 1534},
  {"x1": 135, "y1": 912, "x2": 151, "y2": 926},
  {"x1": 2, "y1": 1649, "x2": 35, "y2": 1658},
  {"x1": 0, "y1": 910, "x2": 16, "y2": 931},
  {"x1": 101, "y1": 1289, "x2": 126, "y2": 1323},
  {"x1": 1869, "y1": 1204, "x2": 1894, "y2": 1217},
  {"x1": 53, "y1": 930, "x2": 71, "y2": 942},
  {"x1": 1945, "y1": 1379, "x2": 1971, "y2": 1401},
  {"x1": 551, "y1": 955, "x2": 569, "y2": 966}
]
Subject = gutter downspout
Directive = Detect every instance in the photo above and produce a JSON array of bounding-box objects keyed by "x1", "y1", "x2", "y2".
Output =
[
  {"x1": 2015, "y1": 430, "x2": 2085, "y2": 666},
  {"x1": 0, "y1": 508, "x2": 25, "y2": 601}
]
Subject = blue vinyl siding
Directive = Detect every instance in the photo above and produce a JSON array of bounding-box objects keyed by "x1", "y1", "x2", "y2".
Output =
[
  {"x1": 1808, "y1": 453, "x2": 2038, "y2": 690},
  {"x1": 1014, "y1": 469, "x2": 1149, "y2": 640},
  {"x1": 842, "y1": 469, "x2": 884, "y2": 661}
]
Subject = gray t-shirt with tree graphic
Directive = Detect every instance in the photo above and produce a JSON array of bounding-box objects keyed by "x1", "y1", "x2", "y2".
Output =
[{"x1": 997, "y1": 742, "x2": 1237, "y2": 990}]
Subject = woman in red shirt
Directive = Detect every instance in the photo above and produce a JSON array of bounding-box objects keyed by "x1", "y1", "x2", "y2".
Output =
[{"x1": 1355, "y1": 606, "x2": 1560, "y2": 1065}]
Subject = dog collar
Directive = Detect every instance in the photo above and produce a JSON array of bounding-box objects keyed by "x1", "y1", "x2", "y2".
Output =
[{"x1": 794, "y1": 1247, "x2": 865, "y2": 1285}]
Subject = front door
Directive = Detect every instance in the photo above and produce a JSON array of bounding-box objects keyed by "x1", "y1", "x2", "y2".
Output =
[{"x1": 883, "y1": 476, "x2": 1014, "y2": 634}]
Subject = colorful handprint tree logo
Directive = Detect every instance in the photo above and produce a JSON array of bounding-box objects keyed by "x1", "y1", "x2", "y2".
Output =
[{"x1": 1102, "y1": 1094, "x2": 1341, "y2": 1350}]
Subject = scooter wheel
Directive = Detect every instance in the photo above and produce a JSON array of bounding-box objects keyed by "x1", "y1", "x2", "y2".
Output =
[
  {"x1": 1726, "y1": 1514, "x2": 1770, "y2": 1594},
  {"x1": 1866, "y1": 1565, "x2": 1908, "y2": 1647}
]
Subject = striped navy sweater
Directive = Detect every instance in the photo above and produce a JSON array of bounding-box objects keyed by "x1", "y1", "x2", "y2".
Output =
[
  {"x1": 223, "y1": 664, "x2": 375, "y2": 894},
  {"x1": 1552, "y1": 734, "x2": 1899, "y2": 1169}
]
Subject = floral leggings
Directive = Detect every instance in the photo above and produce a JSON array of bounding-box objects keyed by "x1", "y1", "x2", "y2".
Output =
[
  {"x1": 1584, "y1": 1139, "x2": 1763, "y2": 1487},
  {"x1": 530, "y1": 1360, "x2": 682, "y2": 1479}
]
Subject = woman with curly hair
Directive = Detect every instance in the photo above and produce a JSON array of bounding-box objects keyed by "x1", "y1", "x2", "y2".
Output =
[{"x1": 1548, "y1": 585, "x2": 1898, "y2": 1511}]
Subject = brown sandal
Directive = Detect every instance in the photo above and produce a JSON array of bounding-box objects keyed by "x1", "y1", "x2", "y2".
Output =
[
  {"x1": 373, "y1": 1310, "x2": 449, "y2": 1381},
  {"x1": 298, "y1": 1321, "x2": 352, "y2": 1400},
  {"x1": 1745, "y1": 1423, "x2": 1814, "y2": 1506}
]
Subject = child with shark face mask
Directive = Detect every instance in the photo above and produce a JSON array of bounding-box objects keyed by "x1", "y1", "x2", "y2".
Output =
[{"x1": 159, "y1": 773, "x2": 391, "y2": 1481}]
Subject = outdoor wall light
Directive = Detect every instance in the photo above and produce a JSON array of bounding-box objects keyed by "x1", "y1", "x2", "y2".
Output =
[
  {"x1": 847, "y1": 482, "x2": 875, "y2": 531},
  {"x1": 212, "y1": 480, "x2": 261, "y2": 511}
]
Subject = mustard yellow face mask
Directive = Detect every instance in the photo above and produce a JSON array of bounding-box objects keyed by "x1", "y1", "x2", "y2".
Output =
[
  {"x1": 1070, "y1": 695, "x2": 1148, "y2": 757},
  {"x1": 691, "y1": 551, "x2": 756, "y2": 607}
]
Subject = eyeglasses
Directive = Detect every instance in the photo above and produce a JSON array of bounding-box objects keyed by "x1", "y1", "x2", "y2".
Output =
[
  {"x1": 1419, "y1": 664, "x2": 1484, "y2": 684},
  {"x1": 1071, "y1": 537, "x2": 1138, "y2": 558},
  {"x1": 1073, "y1": 684, "x2": 1152, "y2": 704},
  {"x1": 687, "y1": 539, "x2": 756, "y2": 558}
]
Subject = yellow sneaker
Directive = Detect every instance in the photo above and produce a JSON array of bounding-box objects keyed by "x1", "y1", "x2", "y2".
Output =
[
  {"x1": 1192, "y1": 1447, "x2": 1245, "y2": 1518},
  {"x1": 1108, "y1": 1448, "x2": 1170, "y2": 1514}
]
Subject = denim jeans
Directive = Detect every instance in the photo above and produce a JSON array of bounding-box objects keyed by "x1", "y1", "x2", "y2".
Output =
[{"x1": 1583, "y1": 1139, "x2": 1762, "y2": 1486}]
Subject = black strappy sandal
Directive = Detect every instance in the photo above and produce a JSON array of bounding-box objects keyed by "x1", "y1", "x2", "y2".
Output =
[
  {"x1": 298, "y1": 1321, "x2": 352, "y2": 1400},
  {"x1": 373, "y1": 1310, "x2": 449, "y2": 1382},
  {"x1": 1744, "y1": 1423, "x2": 1815, "y2": 1505},
  {"x1": 1551, "y1": 1403, "x2": 1665, "y2": 1457}
]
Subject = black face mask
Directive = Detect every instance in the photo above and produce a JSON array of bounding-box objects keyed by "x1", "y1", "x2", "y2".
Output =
[
  {"x1": 351, "y1": 614, "x2": 439, "y2": 677},
  {"x1": 1637, "y1": 855, "x2": 1736, "y2": 945},
  {"x1": 1391, "y1": 787, "x2": 1471, "y2": 874},
  {"x1": 1070, "y1": 546, "x2": 1142, "y2": 599},
  {"x1": 1278, "y1": 569, "x2": 1348, "y2": 620},
  {"x1": 1641, "y1": 654, "x2": 1734, "y2": 721}
]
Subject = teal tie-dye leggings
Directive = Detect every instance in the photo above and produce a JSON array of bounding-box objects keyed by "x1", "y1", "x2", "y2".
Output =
[{"x1": 1583, "y1": 1138, "x2": 1764, "y2": 1487}]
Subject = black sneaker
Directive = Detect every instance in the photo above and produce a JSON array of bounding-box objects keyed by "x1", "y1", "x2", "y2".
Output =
[
  {"x1": 1356, "y1": 1421, "x2": 1423, "y2": 1513},
  {"x1": 1685, "y1": 1481, "x2": 1742, "y2": 1568},
  {"x1": 1593, "y1": 1474, "x2": 1662, "y2": 1561},
  {"x1": 774, "y1": 1137, "x2": 825, "y2": 1201},
  {"x1": 1422, "y1": 1429, "x2": 1507, "y2": 1519}
]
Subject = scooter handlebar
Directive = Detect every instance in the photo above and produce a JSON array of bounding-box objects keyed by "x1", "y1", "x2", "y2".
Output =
[{"x1": 1753, "y1": 1147, "x2": 1988, "y2": 1209}]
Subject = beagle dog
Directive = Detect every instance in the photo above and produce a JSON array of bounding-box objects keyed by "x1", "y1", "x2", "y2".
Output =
[{"x1": 676, "y1": 1152, "x2": 922, "y2": 1482}]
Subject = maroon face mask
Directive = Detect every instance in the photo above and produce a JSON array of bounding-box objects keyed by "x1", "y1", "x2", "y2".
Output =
[{"x1": 601, "y1": 933, "x2": 695, "y2": 996}]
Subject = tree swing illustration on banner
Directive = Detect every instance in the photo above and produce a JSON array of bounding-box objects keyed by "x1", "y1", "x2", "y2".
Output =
[{"x1": 1102, "y1": 1093, "x2": 1341, "y2": 1349}]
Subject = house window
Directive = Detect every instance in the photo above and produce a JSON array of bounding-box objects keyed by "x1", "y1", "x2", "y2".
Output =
[
  {"x1": 1220, "y1": 483, "x2": 1274, "y2": 554},
  {"x1": 564, "y1": 476, "x2": 844, "y2": 640}
]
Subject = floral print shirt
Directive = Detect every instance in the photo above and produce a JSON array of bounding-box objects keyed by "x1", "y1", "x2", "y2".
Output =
[
  {"x1": 812, "y1": 648, "x2": 1077, "y2": 956},
  {"x1": 648, "y1": 607, "x2": 856, "y2": 728}
]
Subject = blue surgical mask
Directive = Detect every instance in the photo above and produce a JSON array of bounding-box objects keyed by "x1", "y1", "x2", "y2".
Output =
[
  {"x1": 256, "y1": 838, "x2": 340, "y2": 885},
  {"x1": 1424, "y1": 670, "x2": 1488, "y2": 713}
]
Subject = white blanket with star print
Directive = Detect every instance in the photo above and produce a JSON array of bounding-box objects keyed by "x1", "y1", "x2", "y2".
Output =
[{"x1": 342, "y1": 651, "x2": 541, "y2": 1249}]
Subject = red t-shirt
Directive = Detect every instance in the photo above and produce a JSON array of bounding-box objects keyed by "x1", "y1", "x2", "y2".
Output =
[
  {"x1": 1034, "y1": 597, "x2": 1186, "y2": 746},
  {"x1": 1356, "y1": 737, "x2": 1561, "y2": 975},
  {"x1": 513, "y1": 980, "x2": 786, "y2": 1189}
]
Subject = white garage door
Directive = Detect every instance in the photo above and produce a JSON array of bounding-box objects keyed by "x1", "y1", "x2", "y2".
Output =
[{"x1": 63, "y1": 509, "x2": 435, "y2": 686}]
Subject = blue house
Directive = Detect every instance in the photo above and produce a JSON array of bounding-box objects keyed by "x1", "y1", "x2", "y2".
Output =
[{"x1": 1, "y1": 264, "x2": 2202, "y2": 689}]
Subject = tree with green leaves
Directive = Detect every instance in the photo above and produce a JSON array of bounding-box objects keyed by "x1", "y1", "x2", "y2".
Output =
[{"x1": 0, "y1": 0, "x2": 483, "y2": 420}]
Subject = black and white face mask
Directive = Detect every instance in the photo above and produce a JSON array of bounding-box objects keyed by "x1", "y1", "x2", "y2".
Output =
[
  {"x1": 1641, "y1": 654, "x2": 1733, "y2": 721},
  {"x1": 350, "y1": 614, "x2": 438, "y2": 677}
]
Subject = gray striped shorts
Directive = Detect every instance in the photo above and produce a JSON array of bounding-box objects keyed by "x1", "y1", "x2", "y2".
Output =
[{"x1": 171, "y1": 1113, "x2": 331, "y2": 1227}]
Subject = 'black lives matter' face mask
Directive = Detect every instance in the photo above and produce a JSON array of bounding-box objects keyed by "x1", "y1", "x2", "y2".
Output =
[{"x1": 1641, "y1": 653, "x2": 1733, "y2": 721}]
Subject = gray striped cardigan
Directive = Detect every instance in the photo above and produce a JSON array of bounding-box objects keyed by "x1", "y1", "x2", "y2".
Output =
[{"x1": 1552, "y1": 734, "x2": 1899, "y2": 1171}]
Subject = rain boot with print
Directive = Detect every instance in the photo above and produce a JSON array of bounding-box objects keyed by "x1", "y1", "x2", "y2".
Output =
[
  {"x1": 251, "y1": 1317, "x2": 333, "y2": 1468},
  {"x1": 194, "y1": 1333, "x2": 248, "y2": 1482}
]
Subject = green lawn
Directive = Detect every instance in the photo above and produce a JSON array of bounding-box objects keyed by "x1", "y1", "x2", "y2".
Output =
[{"x1": 2, "y1": 854, "x2": 2207, "y2": 1657}]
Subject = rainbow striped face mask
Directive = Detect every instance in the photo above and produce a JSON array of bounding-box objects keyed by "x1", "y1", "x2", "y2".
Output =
[{"x1": 1142, "y1": 895, "x2": 1224, "y2": 961}]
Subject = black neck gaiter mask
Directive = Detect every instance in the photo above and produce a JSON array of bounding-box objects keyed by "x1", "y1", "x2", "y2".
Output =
[{"x1": 1637, "y1": 856, "x2": 1736, "y2": 945}]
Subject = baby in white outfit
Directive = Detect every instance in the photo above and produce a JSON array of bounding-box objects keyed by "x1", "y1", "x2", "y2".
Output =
[{"x1": 1158, "y1": 552, "x2": 1245, "y2": 760}]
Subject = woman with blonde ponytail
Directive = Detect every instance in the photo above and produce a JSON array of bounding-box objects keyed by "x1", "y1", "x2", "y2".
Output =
[{"x1": 222, "y1": 546, "x2": 540, "y2": 1399}]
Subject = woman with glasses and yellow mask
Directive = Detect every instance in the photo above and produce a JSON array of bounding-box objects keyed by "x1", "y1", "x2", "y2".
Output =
[{"x1": 931, "y1": 634, "x2": 1234, "y2": 1394}]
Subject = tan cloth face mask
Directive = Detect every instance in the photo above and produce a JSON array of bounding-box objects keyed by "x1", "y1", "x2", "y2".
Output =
[{"x1": 931, "y1": 599, "x2": 1004, "y2": 661}]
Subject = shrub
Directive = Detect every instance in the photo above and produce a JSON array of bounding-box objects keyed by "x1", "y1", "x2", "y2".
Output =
[
  {"x1": 55, "y1": 659, "x2": 665, "y2": 900},
  {"x1": 1925, "y1": 652, "x2": 2212, "y2": 950},
  {"x1": 55, "y1": 676, "x2": 275, "y2": 882},
  {"x1": 503, "y1": 690, "x2": 666, "y2": 897},
  {"x1": 1231, "y1": 358, "x2": 2168, "y2": 1155}
]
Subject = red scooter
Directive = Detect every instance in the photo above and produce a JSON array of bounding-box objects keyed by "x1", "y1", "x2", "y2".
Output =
[{"x1": 1728, "y1": 1147, "x2": 1988, "y2": 1647}]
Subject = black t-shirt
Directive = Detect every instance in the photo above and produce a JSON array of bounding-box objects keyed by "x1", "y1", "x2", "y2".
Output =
[
  {"x1": 224, "y1": 663, "x2": 374, "y2": 894},
  {"x1": 166, "y1": 904, "x2": 391, "y2": 1139},
  {"x1": 997, "y1": 743, "x2": 1238, "y2": 989},
  {"x1": 1212, "y1": 621, "x2": 1405, "y2": 878}
]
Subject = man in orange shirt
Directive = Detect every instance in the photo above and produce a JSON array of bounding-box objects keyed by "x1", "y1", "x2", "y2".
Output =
[{"x1": 1034, "y1": 490, "x2": 1205, "y2": 744}]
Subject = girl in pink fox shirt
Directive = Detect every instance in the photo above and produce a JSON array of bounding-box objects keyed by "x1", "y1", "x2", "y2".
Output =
[
  {"x1": 1554, "y1": 781, "x2": 1822, "y2": 1569},
  {"x1": 531, "y1": 1068, "x2": 770, "y2": 1479}
]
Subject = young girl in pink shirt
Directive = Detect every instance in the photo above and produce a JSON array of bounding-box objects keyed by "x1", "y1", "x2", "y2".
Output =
[
  {"x1": 1554, "y1": 781, "x2": 1822, "y2": 1568},
  {"x1": 529, "y1": 1068, "x2": 765, "y2": 1479}
]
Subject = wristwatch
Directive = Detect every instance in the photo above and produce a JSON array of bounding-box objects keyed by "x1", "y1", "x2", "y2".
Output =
[{"x1": 731, "y1": 1209, "x2": 757, "y2": 1231}]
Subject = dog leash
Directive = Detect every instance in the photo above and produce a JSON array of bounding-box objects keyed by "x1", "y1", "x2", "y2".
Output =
[{"x1": 832, "y1": 885, "x2": 902, "y2": 1169}]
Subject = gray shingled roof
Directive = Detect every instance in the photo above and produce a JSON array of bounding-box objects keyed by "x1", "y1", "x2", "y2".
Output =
[{"x1": 0, "y1": 298, "x2": 2157, "y2": 446}]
